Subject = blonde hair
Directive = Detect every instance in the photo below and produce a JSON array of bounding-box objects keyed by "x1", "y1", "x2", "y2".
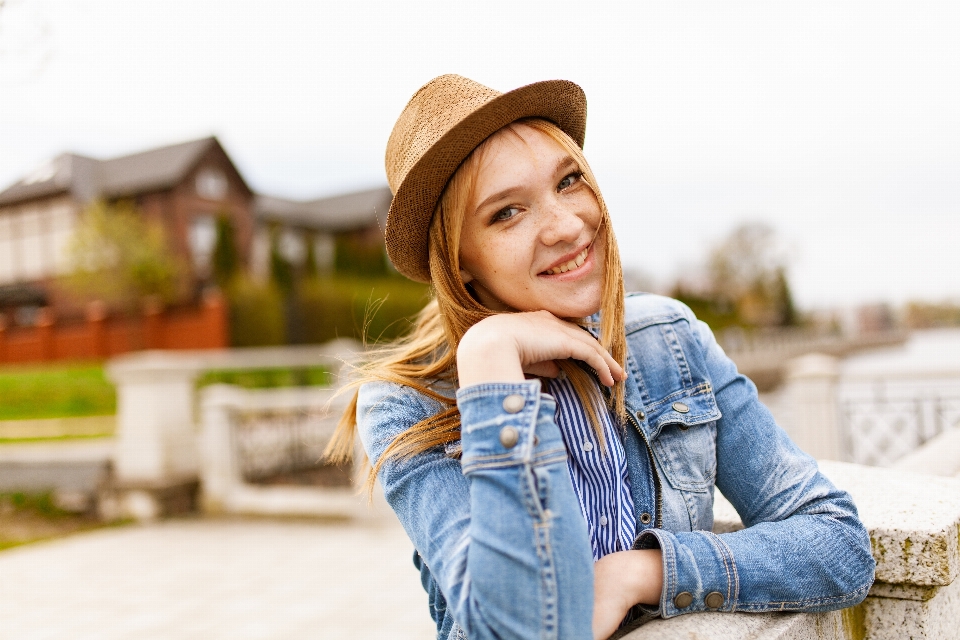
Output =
[{"x1": 326, "y1": 118, "x2": 626, "y2": 491}]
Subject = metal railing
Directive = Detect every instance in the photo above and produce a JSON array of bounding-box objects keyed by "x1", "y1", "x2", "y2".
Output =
[
  {"x1": 231, "y1": 404, "x2": 345, "y2": 485},
  {"x1": 839, "y1": 394, "x2": 960, "y2": 466}
]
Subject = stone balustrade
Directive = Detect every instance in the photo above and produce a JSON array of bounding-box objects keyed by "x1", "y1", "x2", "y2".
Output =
[
  {"x1": 198, "y1": 383, "x2": 388, "y2": 519},
  {"x1": 622, "y1": 461, "x2": 960, "y2": 639},
  {"x1": 103, "y1": 339, "x2": 363, "y2": 519}
]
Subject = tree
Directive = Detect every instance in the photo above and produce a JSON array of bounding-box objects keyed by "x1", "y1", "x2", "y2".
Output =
[
  {"x1": 269, "y1": 226, "x2": 294, "y2": 292},
  {"x1": 706, "y1": 222, "x2": 797, "y2": 327},
  {"x1": 67, "y1": 200, "x2": 183, "y2": 310},
  {"x1": 302, "y1": 231, "x2": 319, "y2": 280},
  {"x1": 211, "y1": 214, "x2": 240, "y2": 287},
  {"x1": 672, "y1": 222, "x2": 798, "y2": 329}
]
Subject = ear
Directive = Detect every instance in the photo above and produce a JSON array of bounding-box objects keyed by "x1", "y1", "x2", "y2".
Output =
[{"x1": 459, "y1": 268, "x2": 474, "y2": 284}]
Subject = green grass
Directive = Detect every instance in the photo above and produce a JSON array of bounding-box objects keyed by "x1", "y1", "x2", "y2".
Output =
[
  {"x1": 0, "y1": 434, "x2": 114, "y2": 444},
  {"x1": 0, "y1": 361, "x2": 334, "y2": 426},
  {"x1": 0, "y1": 363, "x2": 116, "y2": 421},
  {"x1": 196, "y1": 366, "x2": 333, "y2": 390}
]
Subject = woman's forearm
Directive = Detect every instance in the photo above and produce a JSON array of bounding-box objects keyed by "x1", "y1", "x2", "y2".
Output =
[
  {"x1": 360, "y1": 381, "x2": 596, "y2": 639},
  {"x1": 592, "y1": 549, "x2": 663, "y2": 639}
]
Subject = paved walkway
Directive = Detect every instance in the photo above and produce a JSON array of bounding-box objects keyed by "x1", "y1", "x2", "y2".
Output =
[{"x1": 0, "y1": 515, "x2": 435, "y2": 639}]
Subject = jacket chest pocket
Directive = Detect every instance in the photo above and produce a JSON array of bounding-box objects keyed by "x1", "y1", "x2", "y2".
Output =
[{"x1": 647, "y1": 388, "x2": 720, "y2": 493}]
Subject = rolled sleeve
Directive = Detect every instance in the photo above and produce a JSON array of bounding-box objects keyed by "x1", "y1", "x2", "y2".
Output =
[
  {"x1": 635, "y1": 528, "x2": 738, "y2": 617},
  {"x1": 458, "y1": 380, "x2": 565, "y2": 474},
  {"x1": 362, "y1": 379, "x2": 594, "y2": 640}
]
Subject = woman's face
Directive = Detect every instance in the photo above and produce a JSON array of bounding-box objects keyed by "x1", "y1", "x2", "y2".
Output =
[{"x1": 458, "y1": 124, "x2": 605, "y2": 318}]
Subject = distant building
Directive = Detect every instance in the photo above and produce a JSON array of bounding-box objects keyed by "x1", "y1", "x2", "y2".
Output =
[{"x1": 0, "y1": 136, "x2": 389, "y2": 322}]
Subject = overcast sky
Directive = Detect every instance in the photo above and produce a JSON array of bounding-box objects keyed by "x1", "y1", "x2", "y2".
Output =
[{"x1": 2, "y1": 0, "x2": 958, "y2": 310}]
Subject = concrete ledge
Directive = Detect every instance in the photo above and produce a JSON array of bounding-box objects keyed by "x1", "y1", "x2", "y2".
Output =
[
  {"x1": 99, "y1": 476, "x2": 199, "y2": 521},
  {"x1": 893, "y1": 427, "x2": 960, "y2": 478},
  {"x1": 862, "y1": 576, "x2": 960, "y2": 639},
  {"x1": 620, "y1": 609, "x2": 850, "y2": 639},
  {"x1": 713, "y1": 460, "x2": 960, "y2": 588},
  {"x1": 0, "y1": 440, "x2": 113, "y2": 508},
  {"x1": 708, "y1": 460, "x2": 960, "y2": 638}
]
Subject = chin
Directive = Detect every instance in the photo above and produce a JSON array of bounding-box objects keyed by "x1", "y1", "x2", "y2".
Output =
[{"x1": 544, "y1": 296, "x2": 603, "y2": 319}]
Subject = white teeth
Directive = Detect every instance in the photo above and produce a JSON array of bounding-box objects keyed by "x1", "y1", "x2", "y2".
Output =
[{"x1": 546, "y1": 247, "x2": 589, "y2": 275}]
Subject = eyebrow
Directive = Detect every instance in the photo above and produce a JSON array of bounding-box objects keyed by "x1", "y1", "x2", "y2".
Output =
[{"x1": 473, "y1": 155, "x2": 579, "y2": 213}]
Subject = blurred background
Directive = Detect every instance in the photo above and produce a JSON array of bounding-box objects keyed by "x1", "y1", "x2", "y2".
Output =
[{"x1": 1, "y1": 1, "x2": 958, "y2": 638}]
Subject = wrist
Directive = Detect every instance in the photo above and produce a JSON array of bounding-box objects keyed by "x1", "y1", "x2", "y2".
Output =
[
  {"x1": 617, "y1": 549, "x2": 664, "y2": 606},
  {"x1": 457, "y1": 326, "x2": 525, "y2": 387}
]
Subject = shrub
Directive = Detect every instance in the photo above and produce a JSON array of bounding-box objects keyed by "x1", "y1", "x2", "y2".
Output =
[
  {"x1": 334, "y1": 234, "x2": 388, "y2": 276},
  {"x1": 296, "y1": 275, "x2": 431, "y2": 344},
  {"x1": 225, "y1": 277, "x2": 286, "y2": 347},
  {"x1": 212, "y1": 214, "x2": 240, "y2": 287}
]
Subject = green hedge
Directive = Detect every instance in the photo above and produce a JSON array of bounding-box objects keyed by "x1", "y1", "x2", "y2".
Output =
[
  {"x1": 225, "y1": 275, "x2": 431, "y2": 347},
  {"x1": 196, "y1": 366, "x2": 332, "y2": 389},
  {"x1": 226, "y1": 278, "x2": 287, "y2": 347},
  {"x1": 295, "y1": 276, "x2": 431, "y2": 344}
]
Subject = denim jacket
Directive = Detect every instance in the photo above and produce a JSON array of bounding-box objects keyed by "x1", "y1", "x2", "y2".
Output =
[{"x1": 357, "y1": 293, "x2": 875, "y2": 640}]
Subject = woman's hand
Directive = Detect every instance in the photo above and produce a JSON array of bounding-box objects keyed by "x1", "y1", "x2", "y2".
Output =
[
  {"x1": 456, "y1": 311, "x2": 626, "y2": 388},
  {"x1": 592, "y1": 549, "x2": 664, "y2": 640}
]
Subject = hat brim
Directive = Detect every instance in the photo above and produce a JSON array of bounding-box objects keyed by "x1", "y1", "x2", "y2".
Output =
[{"x1": 385, "y1": 79, "x2": 587, "y2": 283}]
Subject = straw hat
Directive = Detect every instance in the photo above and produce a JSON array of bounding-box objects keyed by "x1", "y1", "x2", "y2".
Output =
[{"x1": 384, "y1": 74, "x2": 587, "y2": 282}]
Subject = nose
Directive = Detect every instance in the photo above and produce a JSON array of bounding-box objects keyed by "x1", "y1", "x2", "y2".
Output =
[{"x1": 538, "y1": 198, "x2": 585, "y2": 247}]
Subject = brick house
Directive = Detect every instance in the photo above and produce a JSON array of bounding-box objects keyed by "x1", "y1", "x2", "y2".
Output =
[{"x1": 0, "y1": 137, "x2": 389, "y2": 325}]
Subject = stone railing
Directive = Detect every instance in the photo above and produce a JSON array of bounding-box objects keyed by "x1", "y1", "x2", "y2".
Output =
[
  {"x1": 622, "y1": 460, "x2": 960, "y2": 640},
  {"x1": 103, "y1": 339, "x2": 362, "y2": 519},
  {"x1": 761, "y1": 352, "x2": 960, "y2": 467},
  {"x1": 198, "y1": 383, "x2": 384, "y2": 519}
]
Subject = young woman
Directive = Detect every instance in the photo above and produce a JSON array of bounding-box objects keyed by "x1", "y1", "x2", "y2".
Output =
[{"x1": 327, "y1": 75, "x2": 875, "y2": 640}]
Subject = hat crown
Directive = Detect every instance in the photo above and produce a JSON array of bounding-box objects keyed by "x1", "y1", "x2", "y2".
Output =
[
  {"x1": 382, "y1": 75, "x2": 586, "y2": 282},
  {"x1": 385, "y1": 75, "x2": 501, "y2": 194}
]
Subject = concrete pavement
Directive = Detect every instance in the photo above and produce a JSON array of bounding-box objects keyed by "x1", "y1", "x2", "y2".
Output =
[{"x1": 0, "y1": 515, "x2": 435, "y2": 639}]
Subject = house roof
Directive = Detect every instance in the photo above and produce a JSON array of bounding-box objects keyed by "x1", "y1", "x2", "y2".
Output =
[
  {"x1": 0, "y1": 137, "x2": 230, "y2": 207},
  {"x1": 254, "y1": 186, "x2": 392, "y2": 234},
  {"x1": 0, "y1": 137, "x2": 393, "y2": 235}
]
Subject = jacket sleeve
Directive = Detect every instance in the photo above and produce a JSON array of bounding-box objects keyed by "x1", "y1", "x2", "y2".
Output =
[
  {"x1": 635, "y1": 310, "x2": 875, "y2": 617},
  {"x1": 357, "y1": 379, "x2": 595, "y2": 640}
]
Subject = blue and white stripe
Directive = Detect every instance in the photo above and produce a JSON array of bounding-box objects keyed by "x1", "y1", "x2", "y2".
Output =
[{"x1": 548, "y1": 374, "x2": 636, "y2": 561}]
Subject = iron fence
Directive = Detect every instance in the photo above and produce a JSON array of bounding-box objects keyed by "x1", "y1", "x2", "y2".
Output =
[{"x1": 839, "y1": 394, "x2": 960, "y2": 466}]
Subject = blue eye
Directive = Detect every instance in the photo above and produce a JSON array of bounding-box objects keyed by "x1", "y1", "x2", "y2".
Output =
[
  {"x1": 558, "y1": 172, "x2": 582, "y2": 191},
  {"x1": 493, "y1": 206, "x2": 520, "y2": 222}
]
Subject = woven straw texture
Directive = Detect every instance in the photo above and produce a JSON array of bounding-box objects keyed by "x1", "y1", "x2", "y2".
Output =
[{"x1": 384, "y1": 74, "x2": 587, "y2": 282}]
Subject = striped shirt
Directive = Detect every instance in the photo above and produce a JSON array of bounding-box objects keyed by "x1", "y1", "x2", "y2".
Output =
[{"x1": 548, "y1": 373, "x2": 637, "y2": 561}]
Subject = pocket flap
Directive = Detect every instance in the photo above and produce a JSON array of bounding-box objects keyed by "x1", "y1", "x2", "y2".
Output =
[{"x1": 645, "y1": 383, "x2": 721, "y2": 434}]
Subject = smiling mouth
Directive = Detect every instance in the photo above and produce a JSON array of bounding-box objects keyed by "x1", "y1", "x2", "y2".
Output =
[{"x1": 542, "y1": 244, "x2": 591, "y2": 276}]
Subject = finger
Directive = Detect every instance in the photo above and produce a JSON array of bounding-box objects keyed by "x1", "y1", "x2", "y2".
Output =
[
  {"x1": 523, "y1": 360, "x2": 560, "y2": 378},
  {"x1": 553, "y1": 323, "x2": 624, "y2": 386}
]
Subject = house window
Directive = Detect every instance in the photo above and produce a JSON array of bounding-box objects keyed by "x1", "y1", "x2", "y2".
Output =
[
  {"x1": 188, "y1": 215, "x2": 217, "y2": 274},
  {"x1": 0, "y1": 215, "x2": 14, "y2": 285},
  {"x1": 195, "y1": 168, "x2": 228, "y2": 201},
  {"x1": 278, "y1": 229, "x2": 306, "y2": 266}
]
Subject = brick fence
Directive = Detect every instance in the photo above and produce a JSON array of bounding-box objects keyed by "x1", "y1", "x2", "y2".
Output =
[{"x1": 0, "y1": 292, "x2": 228, "y2": 364}]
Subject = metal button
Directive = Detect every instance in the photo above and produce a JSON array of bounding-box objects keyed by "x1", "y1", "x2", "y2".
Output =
[
  {"x1": 673, "y1": 592, "x2": 693, "y2": 609},
  {"x1": 502, "y1": 394, "x2": 525, "y2": 413},
  {"x1": 499, "y1": 426, "x2": 519, "y2": 449},
  {"x1": 672, "y1": 402, "x2": 689, "y2": 413},
  {"x1": 678, "y1": 424, "x2": 690, "y2": 432},
  {"x1": 599, "y1": 515, "x2": 608, "y2": 526},
  {"x1": 582, "y1": 441, "x2": 594, "y2": 452},
  {"x1": 639, "y1": 512, "x2": 652, "y2": 525},
  {"x1": 704, "y1": 591, "x2": 724, "y2": 609},
  {"x1": 637, "y1": 410, "x2": 646, "y2": 420}
]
